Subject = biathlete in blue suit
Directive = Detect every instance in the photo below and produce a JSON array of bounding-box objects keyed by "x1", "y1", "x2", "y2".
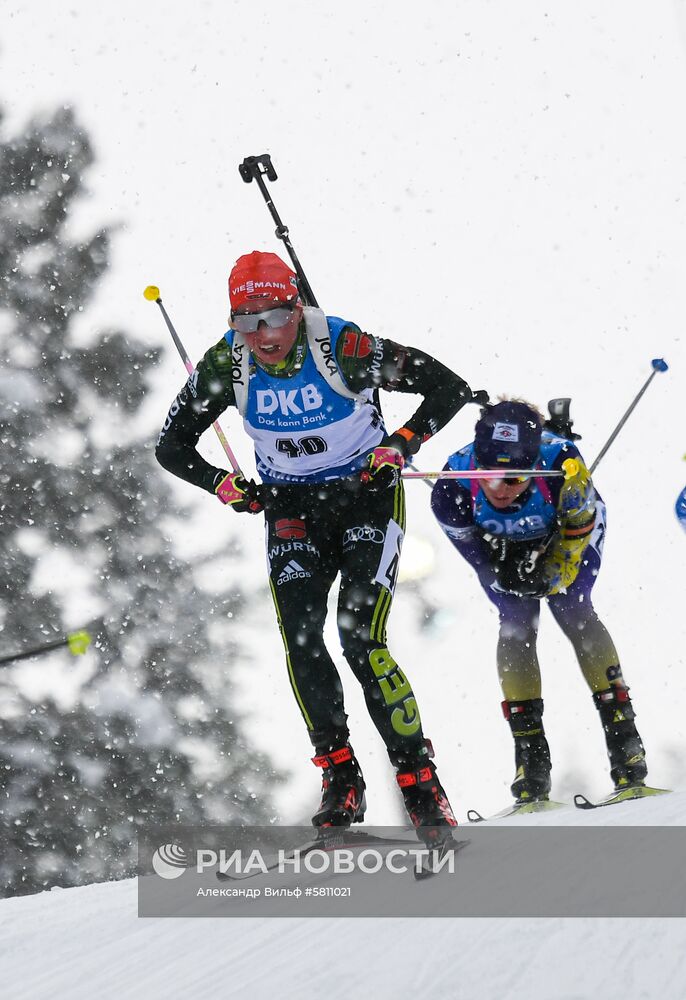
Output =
[
  {"x1": 431, "y1": 399, "x2": 648, "y2": 804},
  {"x1": 676, "y1": 485, "x2": 686, "y2": 533}
]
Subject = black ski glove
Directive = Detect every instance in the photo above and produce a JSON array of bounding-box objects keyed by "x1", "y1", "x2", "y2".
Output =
[
  {"x1": 506, "y1": 554, "x2": 551, "y2": 598},
  {"x1": 486, "y1": 536, "x2": 553, "y2": 599}
]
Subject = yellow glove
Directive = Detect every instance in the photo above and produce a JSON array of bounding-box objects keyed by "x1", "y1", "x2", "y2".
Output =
[{"x1": 543, "y1": 458, "x2": 596, "y2": 595}]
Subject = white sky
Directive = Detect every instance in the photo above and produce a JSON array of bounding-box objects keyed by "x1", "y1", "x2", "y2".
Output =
[{"x1": 2, "y1": 1, "x2": 686, "y2": 821}]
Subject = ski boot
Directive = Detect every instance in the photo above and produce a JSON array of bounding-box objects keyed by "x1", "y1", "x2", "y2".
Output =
[
  {"x1": 311, "y1": 743, "x2": 367, "y2": 828},
  {"x1": 593, "y1": 680, "x2": 647, "y2": 790},
  {"x1": 393, "y1": 740, "x2": 458, "y2": 848},
  {"x1": 503, "y1": 698, "x2": 552, "y2": 803}
]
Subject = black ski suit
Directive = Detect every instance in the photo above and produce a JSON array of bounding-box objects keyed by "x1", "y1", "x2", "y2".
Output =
[{"x1": 156, "y1": 315, "x2": 473, "y2": 762}]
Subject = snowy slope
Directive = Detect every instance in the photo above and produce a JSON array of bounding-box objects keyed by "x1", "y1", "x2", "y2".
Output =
[{"x1": 3, "y1": 792, "x2": 686, "y2": 1000}]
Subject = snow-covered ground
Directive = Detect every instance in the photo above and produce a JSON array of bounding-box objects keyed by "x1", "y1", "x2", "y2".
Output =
[{"x1": 4, "y1": 791, "x2": 686, "y2": 1000}]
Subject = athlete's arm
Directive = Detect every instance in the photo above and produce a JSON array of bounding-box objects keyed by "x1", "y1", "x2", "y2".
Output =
[
  {"x1": 155, "y1": 337, "x2": 236, "y2": 493},
  {"x1": 430, "y1": 475, "x2": 498, "y2": 587},
  {"x1": 540, "y1": 445, "x2": 597, "y2": 595},
  {"x1": 336, "y1": 328, "x2": 473, "y2": 452}
]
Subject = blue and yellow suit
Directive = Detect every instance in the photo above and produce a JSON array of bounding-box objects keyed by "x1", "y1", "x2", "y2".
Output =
[{"x1": 431, "y1": 432, "x2": 623, "y2": 701}]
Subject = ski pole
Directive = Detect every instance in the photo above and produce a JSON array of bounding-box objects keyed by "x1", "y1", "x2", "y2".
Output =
[
  {"x1": 408, "y1": 360, "x2": 668, "y2": 486},
  {"x1": 402, "y1": 469, "x2": 566, "y2": 480},
  {"x1": 590, "y1": 358, "x2": 668, "y2": 474},
  {"x1": 238, "y1": 153, "x2": 319, "y2": 307},
  {"x1": 403, "y1": 457, "x2": 582, "y2": 489},
  {"x1": 239, "y1": 155, "x2": 494, "y2": 491},
  {"x1": 143, "y1": 285, "x2": 244, "y2": 476},
  {"x1": 0, "y1": 629, "x2": 91, "y2": 669}
]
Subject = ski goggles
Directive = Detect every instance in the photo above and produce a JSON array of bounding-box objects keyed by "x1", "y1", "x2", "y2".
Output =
[
  {"x1": 480, "y1": 468, "x2": 533, "y2": 485},
  {"x1": 230, "y1": 304, "x2": 296, "y2": 334}
]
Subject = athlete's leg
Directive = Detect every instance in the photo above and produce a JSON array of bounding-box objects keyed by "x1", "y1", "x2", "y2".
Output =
[
  {"x1": 546, "y1": 502, "x2": 620, "y2": 693},
  {"x1": 336, "y1": 480, "x2": 424, "y2": 757},
  {"x1": 264, "y1": 504, "x2": 345, "y2": 742},
  {"x1": 546, "y1": 503, "x2": 647, "y2": 785},
  {"x1": 481, "y1": 586, "x2": 550, "y2": 799},
  {"x1": 482, "y1": 585, "x2": 542, "y2": 701},
  {"x1": 336, "y1": 480, "x2": 456, "y2": 836}
]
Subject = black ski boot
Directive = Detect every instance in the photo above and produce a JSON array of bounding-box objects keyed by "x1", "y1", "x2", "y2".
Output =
[
  {"x1": 503, "y1": 698, "x2": 552, "y2": 802},
  {"x1": 593, "y1": 683, "x2": 647, "y2": 789},
  {"x1": 311, "y1": 743, "x2": 366, "y2": 828},
  {"x1": 393, "y1": 740, "x2": 457, "y2": 847}
]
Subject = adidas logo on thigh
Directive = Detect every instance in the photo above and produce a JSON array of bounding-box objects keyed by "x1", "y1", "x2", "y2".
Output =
[{"x1": 277, "y1": 560, "x2": 312, "y2": 585}]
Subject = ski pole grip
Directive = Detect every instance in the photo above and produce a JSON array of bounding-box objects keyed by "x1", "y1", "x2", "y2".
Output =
[
  {"x1": 562, "y1": 458, "x2": 581, "y2": 480},
  {"x1": 238, "y1": 153, "x2": 319, "y2": 309},
  {"x1": 239, "y1": 154, "x2": 278, "y2": 183}
]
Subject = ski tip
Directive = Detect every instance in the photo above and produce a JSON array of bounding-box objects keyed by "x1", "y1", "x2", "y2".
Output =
[
  {"x1": 144, "y1": 284, "x2": 161, "y2": 302},
  {"x1": 621, "y1": 784, "x2": 672, "y2": 799},
  {"x1": 574, "y1": 785, "x2": 672, "y2": 810},
  {"x1": 466, "y1": 809, "x2": 486, "y2": 824}
]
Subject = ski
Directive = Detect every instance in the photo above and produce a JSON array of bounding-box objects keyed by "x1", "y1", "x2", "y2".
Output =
[
  {"x1": 573, "y1": 784, "x2": 672, "y2": 810},
  {"x1": 467, "y1": 799, "x2": 566, "y2": 823},
  {"x1": 215, "y1": 830, "x2": 418, "y2": 883}
]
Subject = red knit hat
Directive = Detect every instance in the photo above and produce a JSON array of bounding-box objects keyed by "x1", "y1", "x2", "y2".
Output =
[{"x1": 228, "y1": 251, "x2": 299, "y2": 311}]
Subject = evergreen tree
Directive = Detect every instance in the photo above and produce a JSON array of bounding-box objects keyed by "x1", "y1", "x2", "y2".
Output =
[{"x1": 0, "y1": 106, "x2": 281, "y2": 897}]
